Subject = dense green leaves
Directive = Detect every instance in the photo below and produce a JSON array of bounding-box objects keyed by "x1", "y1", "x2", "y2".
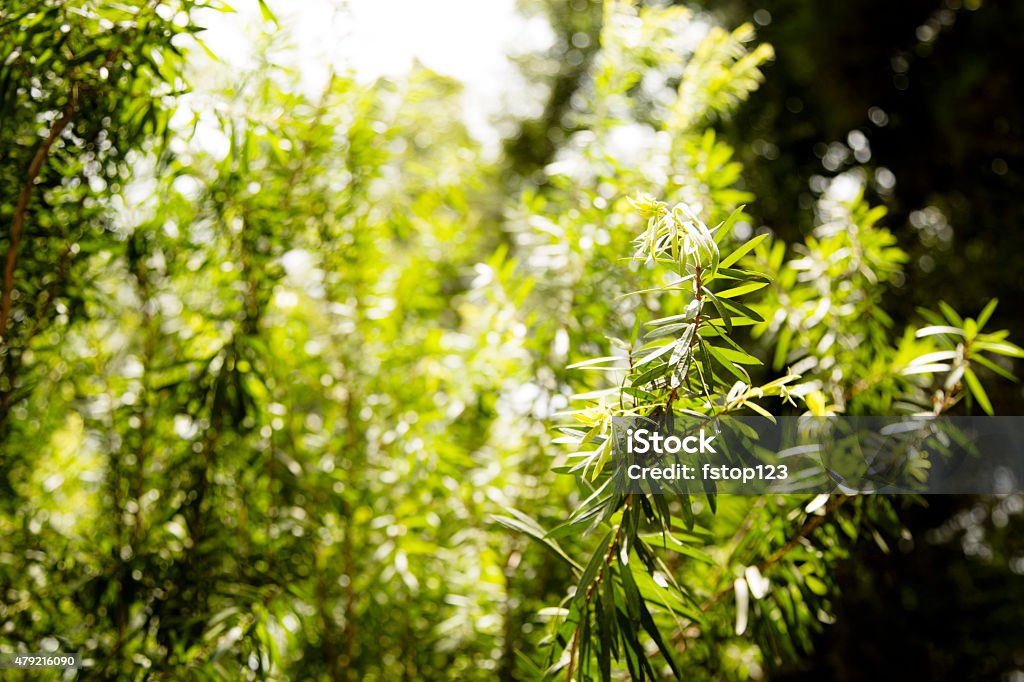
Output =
[{"x1": 1, "y1": 1, "x2": 1020, "y2": 680}]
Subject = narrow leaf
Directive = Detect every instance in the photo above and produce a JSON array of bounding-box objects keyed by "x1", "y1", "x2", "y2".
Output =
[
  {"x1": 492, "y1": 512, "x2": 582, "y2": 571},
  {"x1": 703, "y1": 343, "x2": 749, "y2": 382},
  {"x1": 634, "y1": 341, "x2": 677, "y2": 368},
  {"x1": 938, "y1": 301, "x2": 963, "y2": 326},
  {"x1": 719, "y1": 233, "x2": 769, "y2": 269},
  {"x1": 970, "y1": 354, "x2": 1017, "y2": 381},
  {"x1": 744, "y1": 400, "x2": 777, "y2": 423},
  {"x1": 703, "y1": 287, "x2": 732, "y2": 334},
  {"x1": 567, "y1": 356, "x2": 625, "y2": 369},
  {"x1": 646, "y1": 322, "x2": 691, "y2": 340},
  {"x1": 712, "y1": 205, "x2": 746, "y2": 244},
  {"x1": 715, "y1": 281, "x2": 768, "y2": 299},
  {"x1": 669, "y1": 326, "x2": 696, "y2": 389},
  {"x1": 577, "y1": 531, "x2": 614, "y2": 595},
  {"x1": 709, "y1": 345, "x2": 762, "y2": 366},
  {"x1": 963, "y1": 368, "x2": 994, "y2": 415},
  {"x1": 257, "y1": 0, "x2": 279, "y2": 25},
  {"x1": 915, "y1": 325, "x2": 964, "y2": 338},
  {"x1": 976, "y1": 298, "x2": 998, "y2": 329},
  {"x1": 638, "y1": 597, "x2": 682, "y2": 679}
]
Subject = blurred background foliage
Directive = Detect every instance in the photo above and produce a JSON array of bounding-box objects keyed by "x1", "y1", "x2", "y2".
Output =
[{"x1": 0, "y1": 0, "x2": 1022, "y2": 680}]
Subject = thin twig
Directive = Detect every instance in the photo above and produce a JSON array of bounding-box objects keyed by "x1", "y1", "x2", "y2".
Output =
[
  {"x1": 700, "y1": 494, "x2": 852, "y2": 613},
  {"x1": 1, "y1": 96, "x2": 78, "y2": 339}
]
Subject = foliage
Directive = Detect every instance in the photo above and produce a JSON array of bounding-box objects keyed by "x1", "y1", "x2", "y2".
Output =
[
  {"x1": 539, "y1": 184, "x2": 1020, "y2": 680},
  {"x1": 0, "y1": 1, "x2": 1021, "y2": 681},
  {"x1": 0, "y1": 0, "x2": 213, "y2": 469}
]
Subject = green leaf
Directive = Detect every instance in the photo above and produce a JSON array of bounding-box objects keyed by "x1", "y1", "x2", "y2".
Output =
[
  {"x1": 679, "y1": 493, "x2": 695, "y2": 530},
  {"x1": 669, "y1": 326, "x2": 696, "y2": 389},
  {"x1": 514, "y1": 651, "x2": 545, "y2": 678},
  {"x1": 701, "y1": 318, "x2": 758, "y2": 333},
  {"x1": 716, "y1": 267, "x2": 770, "y2": 281},
  {"x1": 743, "y1": 400, "x2": 777, "y2": 423},
  {"x1": 773, "y1": 325, "x2": 794, "y2": 371},
  {"x1": 634, "y1": 340, "x2": 677, "y2": 368},
  {"x1": 191, "y1": 35, "x2": 221, "y2": 62},
  {"x1": 938, "y1": 301, "x2": 963, "y2": 326},
  {"x1": 718, "y1": 297, "x2": 765, "y2": 322},
  {"x1": 916, "y1": 307, "x2": 945, "y2": 326},
  {"x1": 976, "y1": 298, "x2": 999, "y2": 329},
  {"x1": 963, "y1": 368, "x2": 994, "y2": 415},
  {"x1": 640, "y1": 532, "x2": 714, "y2": 564},
  {"x1": 714, "y1": 280, "x2": 768, "y2": 299},
  {"x1": 964, "y1": 318, "x2": 978, "y2": 341},
  {"x1": 617, "y1": 549, "x2": 642, "y2": 620},
  {"x1": 590, "y1": 439, "x2": 612, "y2": 480},
  {"x1": 804, "y1": 574, "x2": 828, "y2": 596},
  {"x1": 622, "y1": 386, "x2": 659, "y2": 402},
  {"x1": 492, "y1": 511, "x2": 582, "y2": 571},
  {"x1": 645, "y1": 322, "x2": 692, "y2": 340},
  {"x1": 708, "y1": 345, "x2": 762, "y2": 366},
  {"x1": 598, "y1": 578, "x2": 615, "y2": 681},
  {"x1": 710, "y1": 322, "x2": 756, "y2": 356},
  {"x1": 703, "y1": 343, "x2": 749, "y2": 382},
  {"x1": 646, "y1": 301, "x2": 700, "y2": 327},
  {"x1": 257, "y1": 0, "x2": 280, "y2": 26},
  {"x1": 617, "y1": 612, "x2": 643, "y2": 680},
  {"x1": 970, "y1": 354, "x2": 1017, "y2": 382},
  {"x1": 718, "y1": 232, "x2": 769, "y2": 269},
  {"x1": 638, "y1": 596, "x2": 682, "y2": 679},
  {"x1": 704, "y1": 477, "x2": 717, "y2": 514},
  {"x1": 630, "y1": 362, "x2": 671, "y2": 388},
  {"x1": 698, "y1": 339, "x2": 717, "y2": 397},
  {"x1": 577, "y1": 531, "x2": 614, "y2": 596},
  {"x1": 702, "y1": 287, "x2": 732, "y2": 334},
  {"x1": 712, "y1": 205, "x2": 746, "y2": 244}
]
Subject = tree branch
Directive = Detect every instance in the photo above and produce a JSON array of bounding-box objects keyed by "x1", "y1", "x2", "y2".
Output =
[
  {"x1": 0, "y1": 0, "x2": 164, "y2": 342},
  {"x1": 1, "y1": 95, "x2": 78, "y2": 340},
  {"x1": 700, "y1": 494, "x2": 852, "y2": 613}
]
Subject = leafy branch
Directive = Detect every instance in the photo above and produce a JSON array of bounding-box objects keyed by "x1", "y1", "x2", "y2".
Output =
[{"x1": 523, "y1": 196, "x2": 803, "y2": 680}]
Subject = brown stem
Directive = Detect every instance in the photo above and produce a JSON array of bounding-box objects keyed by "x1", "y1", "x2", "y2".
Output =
[
  {"x1": 692, "y1": 265, "x2": 703, "y2": 348},
  {"x1": 565, "y1": 615, "x2": 583, "y2": 682},
  {"x1": 759, "y1": 496, "x2": 850, "y2": 571},
  {"x1": 1, "y1": 0, "x2": 167, "y2": 342},
  {"x1": 566, "y1": 495, "x2": 632, "y2": 681},
  {"x1": 700, "y1": 495, "x2": 852, "y2": 613},
  {"x1": 1, "y1": 96, "x2": 78, "y2": 339}
]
